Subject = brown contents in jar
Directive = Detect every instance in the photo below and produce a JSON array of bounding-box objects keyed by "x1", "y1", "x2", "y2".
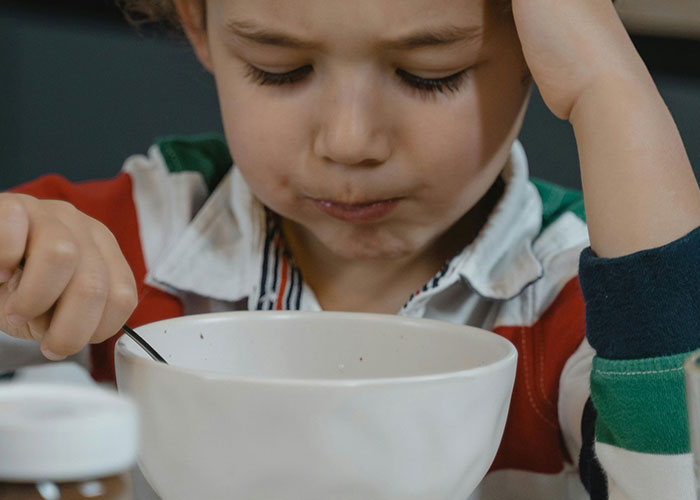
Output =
[{"x1": 0, "y1": 474, "x2": 131, "y2": 500}]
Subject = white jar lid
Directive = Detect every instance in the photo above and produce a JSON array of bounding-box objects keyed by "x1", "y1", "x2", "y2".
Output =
[{"x1": 0, "y1": 383, "x2": 139, "y2": 482}]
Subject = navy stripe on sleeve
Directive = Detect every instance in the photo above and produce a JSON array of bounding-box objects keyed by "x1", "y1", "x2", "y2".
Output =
[
  {"x1": 579, "y1": 398, "x2": 609, "y2": 499},
  {"x1": 578, "y1": 225, "x2": 700, "y2": 360}
]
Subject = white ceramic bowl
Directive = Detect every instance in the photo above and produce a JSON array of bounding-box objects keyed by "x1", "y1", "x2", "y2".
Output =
[{"x1": 115, "y1": 311, "x2": 517, "y2": 500}]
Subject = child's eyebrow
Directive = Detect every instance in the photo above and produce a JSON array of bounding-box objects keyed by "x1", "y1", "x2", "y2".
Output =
[
  {"x1": 225, "y1": 20, "x2": 485, "y2": 51},
  {"x1": 380, "y1": 26, "x2": 485, "y2": 50},
  {"x1": 226, "y1": 20, "x2": 319, "y2": 49}
]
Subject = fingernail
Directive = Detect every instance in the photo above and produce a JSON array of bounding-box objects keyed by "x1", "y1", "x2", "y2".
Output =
[
  {"x1": 0, "y1": 269, "x2": 11, "y2": 282},
  {"x1": 41, "y1": 346, "x2": 66, "y2": 361},
  {"x1": 7, "y1": 314, "x2": 26, "y2": 328}
]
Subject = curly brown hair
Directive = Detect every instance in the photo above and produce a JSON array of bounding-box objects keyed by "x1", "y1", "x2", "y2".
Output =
[{"x1": 117, "y1": 0, "x2": 514, "y2": 30}]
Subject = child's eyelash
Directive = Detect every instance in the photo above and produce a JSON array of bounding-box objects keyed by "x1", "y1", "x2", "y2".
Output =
[
  {"x1": 246, "y1": 65, "x2": 313, "y2": 86},
  {"x1": 245, "y1": 65, "x2": 469, "y2": 94},
  {"x1": 395, "y1": 68, "x2": 469, "y2": 95}
]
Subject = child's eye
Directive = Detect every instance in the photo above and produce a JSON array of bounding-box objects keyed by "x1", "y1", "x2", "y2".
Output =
[
  {"x1": 246, "y1": 65, "x2": 313, "y2": 86},
  {"x1": 245, "y1": 64, "x2": 469, "y2": 95},
  {"x1": 396, "y1": 68, "x2": 469, "y2": 95}
]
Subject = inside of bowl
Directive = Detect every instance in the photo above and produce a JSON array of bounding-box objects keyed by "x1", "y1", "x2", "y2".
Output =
[{"x1": 118, "y1": 313, "x2": 514, "y2": 381}]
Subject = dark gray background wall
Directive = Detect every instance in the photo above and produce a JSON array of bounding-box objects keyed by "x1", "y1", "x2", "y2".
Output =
[{"x1": 1, "y1": 1, "x2": 699, "y2": 191}]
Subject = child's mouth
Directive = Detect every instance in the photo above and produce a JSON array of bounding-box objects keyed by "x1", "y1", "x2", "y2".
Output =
[{"x1": 311, "y1": 198, "x2": 401, "y2": 223}]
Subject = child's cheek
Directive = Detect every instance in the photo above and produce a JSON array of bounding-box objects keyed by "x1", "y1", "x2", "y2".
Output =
[{"x1": 222, "y1": 120, "x2": 302, "y2": 215}]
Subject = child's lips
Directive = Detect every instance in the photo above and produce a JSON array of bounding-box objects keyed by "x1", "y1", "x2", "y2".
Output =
[{"x1": 311, "y1": 197, "x2": 402, "y2": 223}]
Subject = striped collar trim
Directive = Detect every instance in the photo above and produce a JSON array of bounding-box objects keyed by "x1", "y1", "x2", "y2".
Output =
[{"x1": 256, "y1": 212, "x2": 304, "y2": 311}]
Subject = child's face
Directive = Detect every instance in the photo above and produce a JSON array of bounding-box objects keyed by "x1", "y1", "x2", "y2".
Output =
[{"x1": 191, "y1": 0, "x2": 531, "y2": 261}]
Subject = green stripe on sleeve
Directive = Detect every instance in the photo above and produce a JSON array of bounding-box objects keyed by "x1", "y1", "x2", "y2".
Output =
[
  {"x1": 591, "y1": 351, "x2": 691, "y2": 454},
  {"x1": 156, "y1": 134, "x2": 233, "y2": 192}
]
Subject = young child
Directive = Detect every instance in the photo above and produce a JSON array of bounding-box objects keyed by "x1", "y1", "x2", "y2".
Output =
[{"x1": 1, "y1": 0, "x2": 698, "y2": 498}]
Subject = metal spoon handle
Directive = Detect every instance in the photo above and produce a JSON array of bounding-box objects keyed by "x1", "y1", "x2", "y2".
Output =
[{"x1": 121, "y1": 324, "x2": 168, "y2": 364}]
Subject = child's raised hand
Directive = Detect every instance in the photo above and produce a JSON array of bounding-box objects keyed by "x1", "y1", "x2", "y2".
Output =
[
  {"x1": 0, "y1": 193, "x2": 138, "y2": 360},
  {"x1": 510, "y1": 0, "x2": 646, "y2": 120}
]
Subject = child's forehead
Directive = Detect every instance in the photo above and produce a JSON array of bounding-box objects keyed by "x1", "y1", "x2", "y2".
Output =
[{"x1": 212, "y1": 0, "x2": 491, "y2": 34}]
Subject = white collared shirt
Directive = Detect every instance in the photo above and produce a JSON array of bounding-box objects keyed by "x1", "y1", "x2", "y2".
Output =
[{"x1": 134, "y1": 140, "x2": 587, "y2": 331}]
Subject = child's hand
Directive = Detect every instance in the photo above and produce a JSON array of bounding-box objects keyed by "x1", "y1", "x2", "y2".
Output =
[
  {"x1": 511, "y1": 0, "x2": 646, "y2": 120},
  {"x1": 0, "y1": 193, "x2": 138, "y2": 360}
]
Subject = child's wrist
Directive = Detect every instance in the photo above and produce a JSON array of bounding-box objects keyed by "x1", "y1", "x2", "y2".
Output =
[{"x1": 568, "y1": 70, "x2": 657, "y2": 129}]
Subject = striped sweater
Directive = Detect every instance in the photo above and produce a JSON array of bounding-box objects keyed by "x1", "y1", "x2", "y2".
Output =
[{"x1": 7, "y1": 134, "x2": 698, "y2": 500}]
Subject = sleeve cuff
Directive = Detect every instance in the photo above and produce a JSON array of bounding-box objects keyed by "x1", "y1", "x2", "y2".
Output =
[{"x1": 579, "y1": 225, "x2": 700, "y2": 360}]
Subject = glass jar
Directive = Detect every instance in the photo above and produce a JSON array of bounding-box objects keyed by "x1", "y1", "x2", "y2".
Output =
[{"x1": 0, "y1": 383, "x2": 139, "y2": 500}]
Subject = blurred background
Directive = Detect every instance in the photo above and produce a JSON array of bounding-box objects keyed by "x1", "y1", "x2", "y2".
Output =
[{"x1": 1, "y1": 0, "x2": 699, "y2": 191}]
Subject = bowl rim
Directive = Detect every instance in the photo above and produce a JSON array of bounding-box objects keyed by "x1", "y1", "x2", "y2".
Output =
[{"x1": 115, "y1": 311, "x2": 518, "y2": 387}]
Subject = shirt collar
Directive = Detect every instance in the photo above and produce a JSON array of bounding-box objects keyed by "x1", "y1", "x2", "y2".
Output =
[
  {"x1": 448, "y1": 140, "x2": 544, "y2": 300},
  {"x1": 147, "y1": 167, "x2": 267, "y2": 302},
  {"x1": 148, "y1": 140, "x2": 544, "y2": 304}
]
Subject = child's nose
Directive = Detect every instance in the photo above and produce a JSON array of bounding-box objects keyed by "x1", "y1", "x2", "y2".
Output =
[{"x1": 313, "y1": 79, "x2": 392, "y2": 167}]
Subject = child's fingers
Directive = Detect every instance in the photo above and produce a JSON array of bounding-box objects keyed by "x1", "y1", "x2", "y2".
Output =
[
  {"x1": 0, "y1": 269, "x2": 45, "y2": 342},
  {"x1": 25, "y1": 313, "x2": 52, "y2": 343},
  {"x1": 87, "y1": 224, "x2": 139, "y2": 345},
  {"x1": 2, "y1": 209, "x2": 79, "y2": 328},
  {"x1": 0, "y1": 194, "x2": 30, "y2": 280},
  {"x1": 0, "y1": 194, "x2": 136, "y2": 358},
  {"x1": 40, "y1": 239, "x2": 111, "y2": 359}
]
